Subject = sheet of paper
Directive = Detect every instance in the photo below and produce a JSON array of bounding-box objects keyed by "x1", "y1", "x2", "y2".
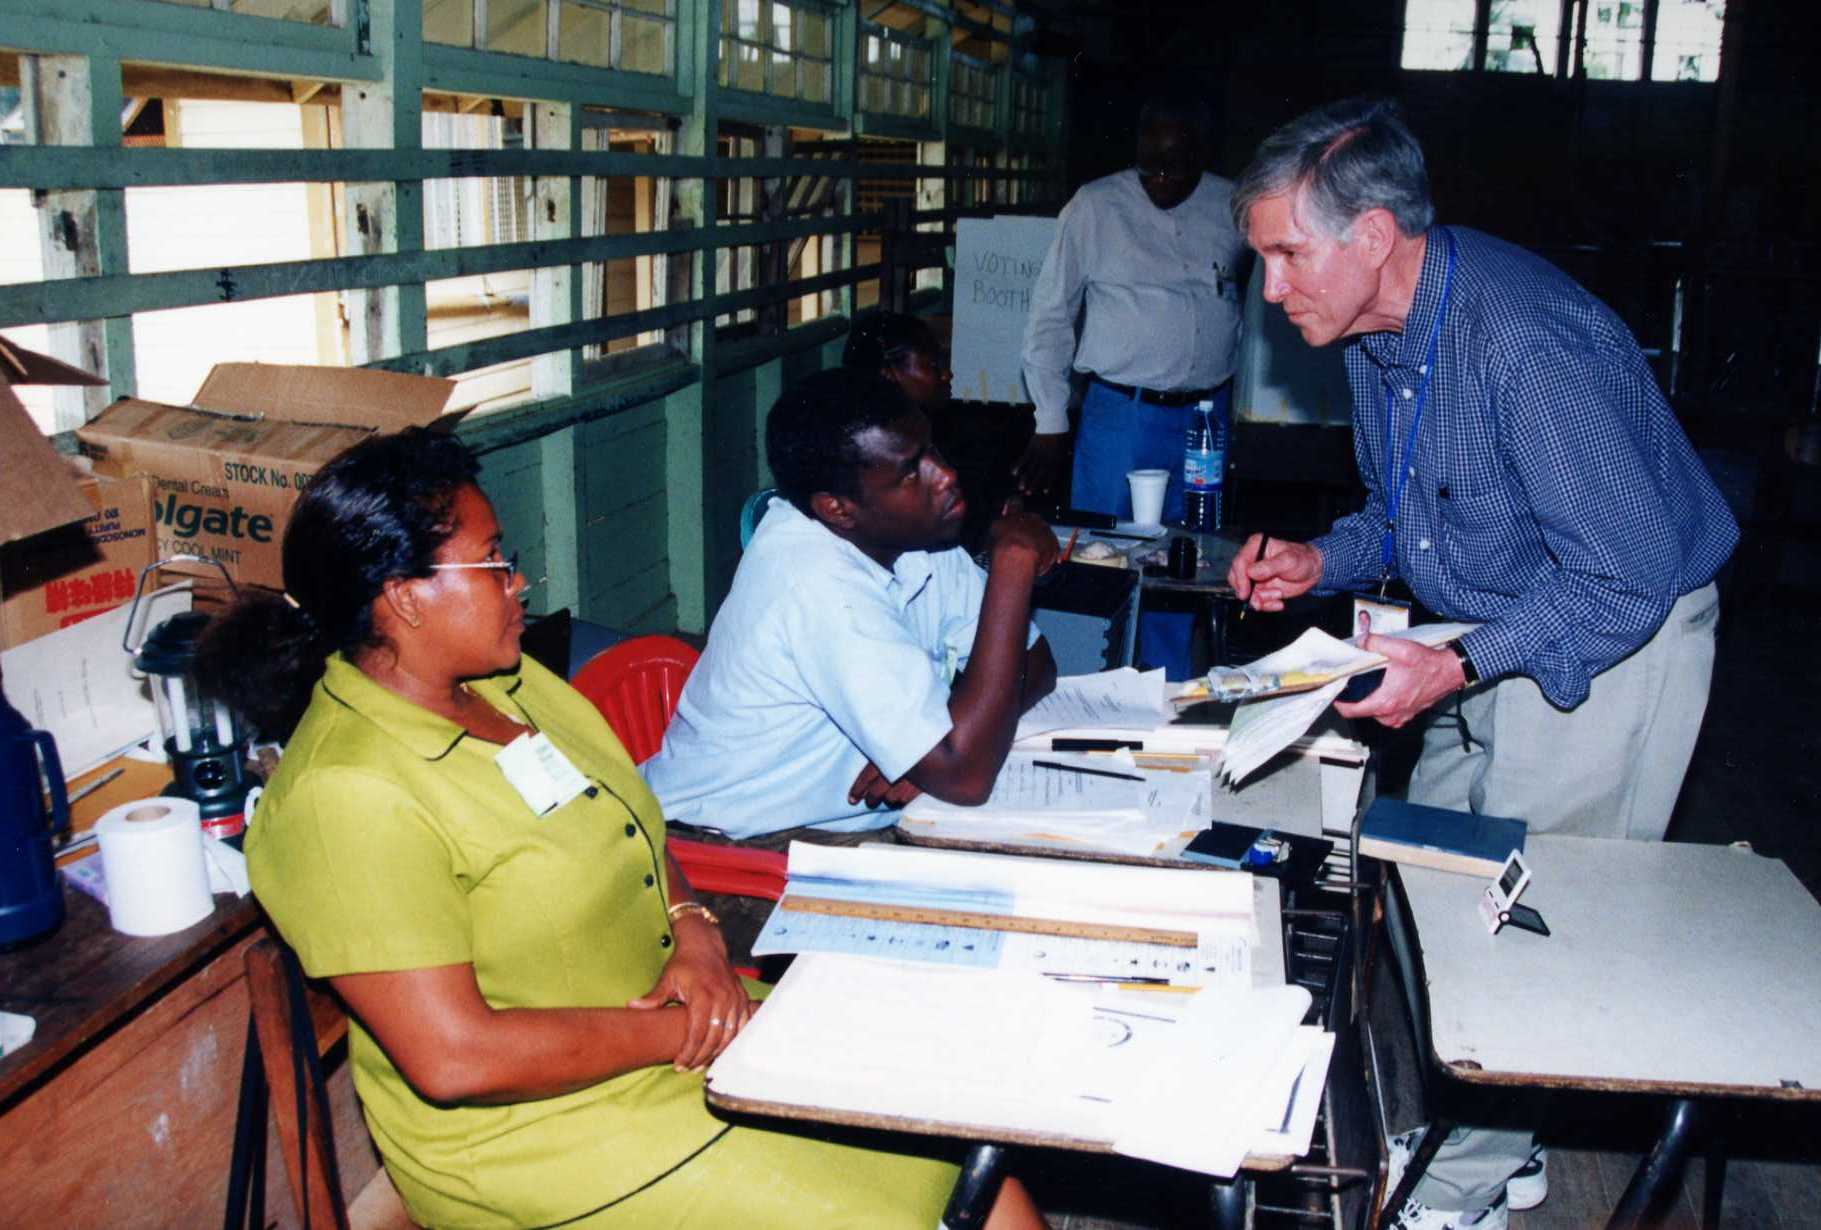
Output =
[
  {"x1": 905, "y1": 750, "x2": 1148, "y2": 821},
  {"x1": 1250, "y1": 1028, "x2": 1338, "y2": 1157},
  {"x1": 1219, "y1": 678, "x2": 1347, "y2": 787},
  {"x1": 708, "y1": 955, "x2": 1113, "y2": 1139},
  {"x1": 901, "y1": 755, "x2": 1209, "y2": 857},
  {"x1": 706, "y1": 954, "x2": 1325, "y2": 1174},
  {"x1": 1111, "y1": 983, "x2": 1317, "y2": 1176},
  {"x1": 1015, "y1": 668, "x2": 1168, "y2": 739},
  {"x1": 1, "y1": 583, "x2": 191, "y2": 776},
  {"x1": 1217, "y1": 621, "x2": 1476, "y2": 785}
]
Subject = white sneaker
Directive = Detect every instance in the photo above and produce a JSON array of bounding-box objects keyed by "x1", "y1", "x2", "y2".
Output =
[
  {"x1": 1505, "y1": 1148, "x2": 1548, "y2": 1212},
  {"x1": 1383, "y1": 1127, "x2": 1426, "y2": 1207},
  {"x1": 1387, "y1": 1192, "x2": 1509, "y2": 1230}
]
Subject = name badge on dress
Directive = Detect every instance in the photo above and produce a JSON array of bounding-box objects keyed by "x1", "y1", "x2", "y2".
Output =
[{"x1": 495, "y1": 732, "x2": 591, "y2": 816}]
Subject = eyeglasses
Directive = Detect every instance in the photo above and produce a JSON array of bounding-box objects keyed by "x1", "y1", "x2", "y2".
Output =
[{"x1": 429, "y1": 549, "x2": 519, "y2": 583}]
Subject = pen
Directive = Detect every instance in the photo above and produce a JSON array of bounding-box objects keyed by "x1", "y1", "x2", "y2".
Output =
[
  {"x1": 1032, "y1": 759, "x2": 1146, "y2": 783},
  {"x1": 1050, "y1": 737, "x2": 1143, "y2": 752},
  {"x1": 1239, "y1": 533, "x2": 1269, "y2": 620},
  {"x1": 1042, "y1": 973, "x2": 1169, "y2": 985},
  {"x1": 1062, "y1": 526, "x2": 1080, "y2": 563}
]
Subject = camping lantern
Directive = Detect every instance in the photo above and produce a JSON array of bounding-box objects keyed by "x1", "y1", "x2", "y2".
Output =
[{"x1": 122, "y1": 558, "x2": 258, "y2": 840}]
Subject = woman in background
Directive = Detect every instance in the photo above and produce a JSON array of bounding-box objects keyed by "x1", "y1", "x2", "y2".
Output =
[{"x1": 202, "y1": 427, "x2": 1044, "y2": 1229}]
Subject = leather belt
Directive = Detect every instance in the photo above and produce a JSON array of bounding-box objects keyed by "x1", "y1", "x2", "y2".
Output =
[{"x1": 1091, "y1": 376, "x2": 1219, "y2": 409}]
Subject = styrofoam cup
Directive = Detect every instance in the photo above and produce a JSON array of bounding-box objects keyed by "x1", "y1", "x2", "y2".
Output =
[{"x1": 1127, "y1": 469, "x2": 1169, "y2": 528}]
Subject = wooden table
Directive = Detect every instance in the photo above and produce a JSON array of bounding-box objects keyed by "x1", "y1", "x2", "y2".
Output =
[
  {"x1": 0, "y1": 758, "x2": 377, "y2": 1227},
  {"x1": 1389, "y1": 836, "x2": 1821, "y2": 1228}
]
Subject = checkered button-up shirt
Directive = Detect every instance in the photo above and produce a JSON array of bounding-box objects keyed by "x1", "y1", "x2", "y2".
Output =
[{"x1": 1311, "y1": 226, "x2": 1737, "y2": 709}]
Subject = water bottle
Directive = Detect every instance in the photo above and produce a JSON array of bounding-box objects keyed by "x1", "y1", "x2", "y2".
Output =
[{"x1": 1182, "y1": 398, "x2": 1225, "y2": 530}]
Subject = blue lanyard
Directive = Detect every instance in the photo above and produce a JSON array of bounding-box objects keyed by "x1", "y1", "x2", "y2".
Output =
[{"x1": 1379, "y1": 228, "x2": 1457, "y2": 584}]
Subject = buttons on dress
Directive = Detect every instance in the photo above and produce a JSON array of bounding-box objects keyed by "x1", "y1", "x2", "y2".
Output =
[
  {"x1": 644, "y1": 873, "x2": 656, "y2": 888},
  {"x1": 659, "y1": 935, "x2": 672, "y2": 949},
  {"x1": 624, "y1": 822, "x2": 636, "y2": 837}
]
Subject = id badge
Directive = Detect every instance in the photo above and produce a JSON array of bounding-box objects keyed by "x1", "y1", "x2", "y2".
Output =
[
  {"x1": 1351, "y1": 593, "x2": 1411, "y2": 640},
  {"x1": 496, "y1": 732, "x2": 591, "y2": 816}
]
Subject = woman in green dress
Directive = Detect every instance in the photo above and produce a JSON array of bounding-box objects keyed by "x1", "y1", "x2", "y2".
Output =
[{"x1": 204, "y1": 427, "x2": 1045, "y2": 1229}]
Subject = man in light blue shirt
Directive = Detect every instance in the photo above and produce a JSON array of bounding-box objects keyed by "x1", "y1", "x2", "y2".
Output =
[{"x1": 642, "y1": 367, "x2": 1058, "y2": 839}]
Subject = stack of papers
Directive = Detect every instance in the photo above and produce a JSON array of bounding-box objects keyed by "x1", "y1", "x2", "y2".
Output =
[
  {"x1": 707, "y1": 954, "x2": 1333, "y2": 1177},
  {"x1": 1218, "y1": 623, "x2": 1475, "y2": 785},
  {"x1": 1015, "y1": 668, "x2": 1169, "y2": 740},
  {"x1": 899, "y1": 749, "x2": 1208, "y2": 856},
  {"x1": 0, "y1": 582, "x2": 192, "y2": 777}
]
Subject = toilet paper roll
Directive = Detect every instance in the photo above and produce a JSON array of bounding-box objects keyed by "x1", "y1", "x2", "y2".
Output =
[{"x1": 95, "y1": 797, "x2": 215, "y2": 937}]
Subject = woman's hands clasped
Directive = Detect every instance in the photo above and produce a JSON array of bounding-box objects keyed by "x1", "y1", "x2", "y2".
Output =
[{"x1": 627, "y1": 913, "x2": 758, "y2": 1071}]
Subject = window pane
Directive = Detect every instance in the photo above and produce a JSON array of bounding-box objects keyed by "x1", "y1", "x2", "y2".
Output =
[
  {"x1": 732, "y1": 40, "x2": 765, "y2": 90},
  {"x1": 557, "y1": 3, "x2": 612, "y2": 67},
  {"x1": 1582, "y1": 0, "x2": 1646, "y2": 78},
  {"x1": 769, "y1": 48, "x2": 798, "y2": 98},
  {"x1": 624, "y1": 0, "x2": 670, "y2": 14},
  {"x1": 802, "y1": 59, "x2": 831, "y2": 103},
  {"x1": 424, "y1": 0, "x2": 475, "y2": 45},
  {"x1": 623, "y1": 14, "x2": 672, "y2": 73},
  {"x1": 1487, "y1": 0, "x2": 1563, "y2": 73},
  {"x1": 486, "y1": 0, "x2": 546, "y2": 57},
  {"x1": 1651, "y1": 0, "x2": 1725, "y2": 81},
  {"x1": 1402, "y1": 0, "x2": 1475, "y2": 70},
  {"x1": 771, "y1": 2, "x2": 793, "y2": 50},
  {"x1": 727, "y1": 0, "x2": 761, "y2": 40},
  {"x1": 799, "y1": 11, "x2": 829, "y2": 57}
]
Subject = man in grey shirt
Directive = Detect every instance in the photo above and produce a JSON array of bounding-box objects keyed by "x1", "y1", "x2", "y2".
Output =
[{"x1": 1019, "y1": 95, "x2": 1247, "y2": 674}]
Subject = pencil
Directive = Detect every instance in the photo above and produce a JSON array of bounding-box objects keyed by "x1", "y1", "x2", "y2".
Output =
[
  {"x1": 1062, "y1": 526, "x2": 1080, "y2": 562},
  {"x1": 1238, "y1": 533, "x2": 1270, "y2": 620},
  {"x1": 1032, "y1": 759, "x2": 1146, "y2": 783}
]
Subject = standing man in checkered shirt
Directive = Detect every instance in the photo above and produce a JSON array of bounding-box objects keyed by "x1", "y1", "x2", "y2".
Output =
[{"x1": 1226, "y1": 98, "x2": 1737, "y2": 1230}]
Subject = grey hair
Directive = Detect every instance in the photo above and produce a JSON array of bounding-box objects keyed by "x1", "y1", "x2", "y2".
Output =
[{"x1": 1231, "y1": 97, "x2": 1434, "y2": 240}]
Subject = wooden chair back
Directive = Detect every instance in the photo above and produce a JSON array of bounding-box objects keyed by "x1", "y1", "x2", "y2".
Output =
[{"x1": 245, "y1": 936, "x2": 353, "y2": 1230}]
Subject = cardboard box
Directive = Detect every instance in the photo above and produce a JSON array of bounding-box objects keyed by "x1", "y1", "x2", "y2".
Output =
[
  {"x1": 0, "y1": 337, "x2": 104, "y2": 546},
  {"x1": 77, "y1": 364, "x2": 456, "y2": 588},
  {"x1": 0, "y1": 471, "x2": 157, "y2": 650}
]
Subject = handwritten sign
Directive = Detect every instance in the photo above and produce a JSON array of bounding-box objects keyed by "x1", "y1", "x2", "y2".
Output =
[{"x1": 950, "y1": 215, "x2": 1058, "y2": 405}]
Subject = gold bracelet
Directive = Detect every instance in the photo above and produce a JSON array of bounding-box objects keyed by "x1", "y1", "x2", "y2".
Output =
[{"x1": 666, "y1": 900, "x2": 720, "y2": 927}]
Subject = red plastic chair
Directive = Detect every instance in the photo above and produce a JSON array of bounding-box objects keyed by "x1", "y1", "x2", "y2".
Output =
[
  {"x1": 571, "y1": 636, "x2": 787, "y2": 905},
  {"x1": 572, "y1": 635, "x2": 700, "y2": 766}
]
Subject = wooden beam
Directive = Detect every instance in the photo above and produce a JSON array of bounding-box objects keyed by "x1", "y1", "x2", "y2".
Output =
[
  {"x1": 0, "y1": 214, "x2": 875, "y2": 328},
  {"x1": 21, "y1": 52, "x2": 131, "y2": 425},
  {"x1": 0, "y1": 144, "x2": 1041, "y2": 192},
  {"x1": 0, "y1": 0, "x2": 377, "y2": 86},
  {"x1": 529, "y1": 100, "x2": 575, "y2": 402},
  {"x1": 339, "y1": 0, "x2": 426, "y2": 365}
]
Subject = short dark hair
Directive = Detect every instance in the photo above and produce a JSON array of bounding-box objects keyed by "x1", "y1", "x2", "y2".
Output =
[
  {"x1": 766, "y1": 367, "x2": 914, "y2": 515},
  {"x1": 197, "y1": 427, "x2": 479, "y2": 740},
  {"x1": 1231, "y1": 96, "x2": 1434, "y2": 239},
  {"x1": 1137, "y1": 93, "x2": 1214, "y2": 146},
  {"x1": 843, "y1": 310, "x2": 937, "y2": 373}
]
